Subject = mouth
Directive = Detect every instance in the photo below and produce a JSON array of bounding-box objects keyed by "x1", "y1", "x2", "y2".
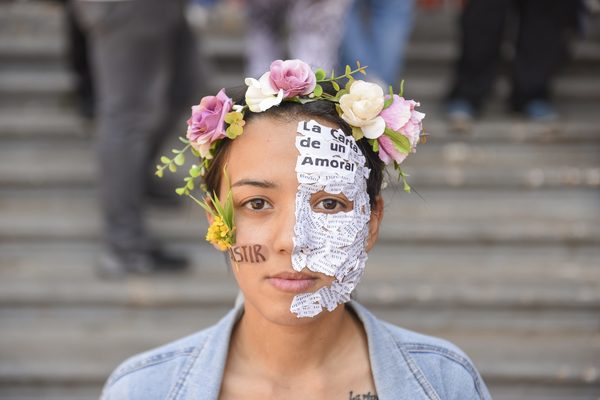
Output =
[{"x1": 267, "y1": 271, "x2": 319, "y2": 293}]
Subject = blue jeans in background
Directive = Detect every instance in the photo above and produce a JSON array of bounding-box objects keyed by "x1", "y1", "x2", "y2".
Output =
[{"x1": 341, "y1": 0, "x2": 415, "y2": 89}]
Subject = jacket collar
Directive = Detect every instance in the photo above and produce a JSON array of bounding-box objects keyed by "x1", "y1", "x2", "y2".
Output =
[
  {"x1": 351, "y1": 302, "x2": 440, "y2": 400},
  {"x1": 170, "y1": 301, "x2": 436, "y2": 400}
]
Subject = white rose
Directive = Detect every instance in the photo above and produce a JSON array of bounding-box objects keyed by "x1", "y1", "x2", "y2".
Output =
[
  {"x1": 339, "y1": 80, "x2": 385, "y2": 139},
  {"x1": 244, "y1": 72, "x2": 284, "y2": 113}
]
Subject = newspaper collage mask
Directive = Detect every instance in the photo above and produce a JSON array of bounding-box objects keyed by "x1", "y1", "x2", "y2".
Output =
[{"x1": 290, "y1": 120, "x2": 371, "y2": 318}]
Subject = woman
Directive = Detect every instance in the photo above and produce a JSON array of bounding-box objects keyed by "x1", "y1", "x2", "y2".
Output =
[{"x1": 101, "y1": 60, "x2": 492, "y2": 399}]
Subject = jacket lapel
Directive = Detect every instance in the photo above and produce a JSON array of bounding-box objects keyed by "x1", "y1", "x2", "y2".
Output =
[
  {"x1": 170, "y1": 302, "x2": 437, "y2": 400},
  {"x1": 168, "y1": 306, "x2": 243, "y2": 400},
  {"x1": 350, "y1": 302, "x2": 440, "y2": 400}
]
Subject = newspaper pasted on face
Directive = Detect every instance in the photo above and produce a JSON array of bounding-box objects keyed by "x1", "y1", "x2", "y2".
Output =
[{"x1": 290, "y1": 120, "x2": 371, "y2": 318}]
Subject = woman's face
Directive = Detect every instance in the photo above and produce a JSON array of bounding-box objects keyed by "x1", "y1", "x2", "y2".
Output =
[{"x1": 217, "y1": 115, "x2": 382, "y2": 325}]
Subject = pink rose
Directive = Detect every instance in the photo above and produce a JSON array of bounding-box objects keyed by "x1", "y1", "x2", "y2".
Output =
[
  {"x1": 380, "y1": 95, "x2": 425, "y2": 148},
  {"x1": 186, "y1": 89, "x2": 233, "y2": 158},
  {"x1": 377, "y1": 134, "x2": 408, "y2": 165},
  {"x1": 378, "y1": 95, "x2": 426, "y2": 164},
  {"x1": 268, "y1": 59, "x2": 316, "y2": 98}
]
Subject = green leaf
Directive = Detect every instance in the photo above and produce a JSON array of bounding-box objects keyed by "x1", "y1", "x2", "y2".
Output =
[
  {"x1": 186, "y1": 180, "x2": 194, "y2": 190},
  {"x1": 371, "y1": 139, "x2": 379, "y2": 152},
  {"x1": 399, "y1": 80, "x2": 405, "y2": 97},
  {"x1": 189, "y1": 164, "x2": 202, "y2": 178},
  {"x1": 168, "y1": 163, "x2": 177, "y2": 173},
  {"x1": 178, "y1": 137, "x2": 189, "y2": 144},
  {"x1": 160, "y1": 156, "x2": 171, "y2": 164},
  {"x1": 224, "y1": 111, "x2": 243, "y2": 124},
  {"x1": 345, "y1": 78, "x2": 354, "y2": 90},
  {"x1": 211, "y1": 192, "x2": 226, "y2": 217},
  {"x1": 175, "y1": 187, "x2": 186, "y2": 196},
  {"x1": 331, "y1": 80, "x2": 340, "y2": 91},
  {"x1": 174, "y1": 153, "x2": 185, "y2": 166},
  {"x1": 397, "y1": 167, "x2": 411, "y2": 193},
  {"x1": 385, "y1": 128, "x2": 411, "y2": 153},
  {"x1": 330, "y1": 69, "x2": 335, "y2": 79},
  {"x1": 191, "y1": 147, "x2": 200, "y2": 158},
  {"x1": 315, "y1": 68, "x2": 326, "y2": 81},
  {"x1": 189, "y1": 194, "x2": 215, "y2": 216},
  {"x1": 335, "y1": 89, "x2": 348, "y2": 100},
  {"x1": 345, "y1": 64, "x2": 352, "y2": 77},
  {"x1": 383, "y1": 97, "x2": 393, "y2": 109},
  {"x1": 388, "y1": 85, "x2": 394, "y2": 97},
  {"x1": 351, "y1": 126, "x2": 364, "y2": 140},
  {"x1": 226, "y1": 124, "x2": 243, "y2": 139},
  {"x1": 155, "y1": 168, "x2": 164, "y2": 178},
  {"x1": 313, "y1": 84, "x2": 323, "y2": 97}
]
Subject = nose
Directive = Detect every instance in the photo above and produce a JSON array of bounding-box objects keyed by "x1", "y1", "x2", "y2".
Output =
[{"x1": 272, "y1": 200, "x2": 296, "y2": 256}]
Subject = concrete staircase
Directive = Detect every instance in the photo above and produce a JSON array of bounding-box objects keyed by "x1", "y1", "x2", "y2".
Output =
[{"x1": 0, "y1": 1, "x2": 599, "y2": 399}]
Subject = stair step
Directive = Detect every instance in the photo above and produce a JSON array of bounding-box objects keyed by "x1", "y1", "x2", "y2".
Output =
[
  {"x1": 0, "y1": 187, "x2": 598, "y2": 243},
  {"x1": 1, "y1": 241, "x2": 598, "y2": 310},
  {"x1": 0, "y1": 109, "x2": 87, "y2": 139},
  {"x1": 2, "y1": 138, "x2": 599, "y2": 189},
  {"x1": 1, "y1": 106, "x2": 599, "y2": 142},
  {"x1": 2, "y1": 68, "x2": 600, "y2": 109},
  {"x1": 0, "y1": 307, "x2": 597, "y2": 387}
]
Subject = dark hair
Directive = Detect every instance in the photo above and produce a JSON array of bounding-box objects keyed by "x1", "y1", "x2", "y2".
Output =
[{"x1": 203, "y1": 85, "x2": 385, "y2": 209}]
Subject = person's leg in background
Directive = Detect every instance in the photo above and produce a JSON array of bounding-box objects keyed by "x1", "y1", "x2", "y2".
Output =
[
  {"x1": 340, "y1": 0, "x2": 373, "y2": 75},
  {"x1": 64, "y1": 0, "x2": 94, "y2": 119},
  {"x1": 287, "y1": 0, "x2": 352, "y2": 72},
  {"x1": 146, "y1": 9, "x2": 203, "y2": 205},
  {"x1": 510, "y1": 0, "x2": 578, "y2": 120},
  {"x1": 446, "y1": 0, "x2": 510, "y2": 127},
  {"x1": 74, "y1": 0, "x2": 189, "y2": 276},
  {"x1": 369, "y1": 0, "x2": 415, "y2": 88},
  {"x1": 244, "y1": 0, "x2": 285, "y2": 78}
]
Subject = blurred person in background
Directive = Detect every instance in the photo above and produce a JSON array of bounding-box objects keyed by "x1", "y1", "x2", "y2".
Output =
[
  {"x1": 446, "y1": 0, "x2": 578, "y2": 130},
  {"x1": 243, "y1": 0, "x2": 352, "y2": 77},
  {"x1": 72, "y1": 0, "x2": 202, "y2": 277},
  {"x1": 61, "y1": 0, "x2": 95, "y2": 119},
  {"x1": 340, "y1": 0, "x2": 416, "y2": 89}
]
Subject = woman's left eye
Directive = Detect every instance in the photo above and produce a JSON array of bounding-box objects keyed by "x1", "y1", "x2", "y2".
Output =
[
  {"x1": 314, "y1": 198, "x2": 346, "y2": 212},
  {"x1": 242, "y1": 198, "x2": 272, "y2": 211}
]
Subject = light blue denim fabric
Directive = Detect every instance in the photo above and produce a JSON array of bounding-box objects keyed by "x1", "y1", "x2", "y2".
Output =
[
  {"x1": 341, "y1": 0, "x2": 415, "y2": 87},
  {"x1": 101, "y1": 301, "x2": 492, "y2": 399}
]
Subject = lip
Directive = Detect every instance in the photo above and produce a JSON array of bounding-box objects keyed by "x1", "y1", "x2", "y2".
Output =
[{"x1": 267, "y1": 271, "x2": 319, "y2": 293}]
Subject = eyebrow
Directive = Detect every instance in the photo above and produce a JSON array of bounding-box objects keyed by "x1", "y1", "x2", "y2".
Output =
[{"x1": 231, "y1": 179, "x2": 278, "y2": 189}]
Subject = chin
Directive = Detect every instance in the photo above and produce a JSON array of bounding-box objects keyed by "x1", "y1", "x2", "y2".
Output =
[{"x1": 246, "y1": 295, "x2": 332, "y2": 327}]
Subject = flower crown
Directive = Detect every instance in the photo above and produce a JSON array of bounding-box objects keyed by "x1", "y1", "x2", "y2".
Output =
[{"x1": 156, "y1": 59, "x2": 426, "y2": 251}]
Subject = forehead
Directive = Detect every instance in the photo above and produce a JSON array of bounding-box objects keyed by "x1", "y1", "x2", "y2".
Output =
[
  {"x1": 225, "y1": 116, "x2": 366, "y2": 187},
  {"x1": 225, "y1": 117, "x2": 300, "y2": 184},
  {"x1": 295, "y1": 119, "x2": 364, "y2": 182}
]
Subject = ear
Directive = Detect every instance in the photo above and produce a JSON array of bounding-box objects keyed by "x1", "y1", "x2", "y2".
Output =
[
  {"x1": 205, "y1": 210, "x2": 214, "y2": 225},
  {"x1": 204, "y1": 196, "x2": 215, "y2": 227},
  {"x1": 366, "y1": 195, "x2": 384, "y2": 252}
]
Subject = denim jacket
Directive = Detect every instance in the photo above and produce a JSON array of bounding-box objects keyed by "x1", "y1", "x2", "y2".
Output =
[{"x1": 101, "y1": 301, "x2": 492, "y2": 399}]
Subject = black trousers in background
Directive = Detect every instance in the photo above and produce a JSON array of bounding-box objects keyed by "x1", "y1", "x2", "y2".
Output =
[
  {"x1": 73, "y1": 0, "x2": 201, "y2": 254},
  {"x1": 448, "y1": 0, "x2": 577, "y2": 112}
]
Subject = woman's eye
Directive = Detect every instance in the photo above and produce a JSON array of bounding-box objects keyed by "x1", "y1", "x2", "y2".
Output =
[
  {"x1": 315, "y1": 198, "x2": 346, "y2": 212},
  {"x1": 244, "y1": 198, "x2": 271, "y2": 210}
]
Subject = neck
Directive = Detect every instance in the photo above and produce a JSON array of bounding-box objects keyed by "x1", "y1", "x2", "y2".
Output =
[{"x1": 231, "y1": 302, "x2": 362, "y2": 377}]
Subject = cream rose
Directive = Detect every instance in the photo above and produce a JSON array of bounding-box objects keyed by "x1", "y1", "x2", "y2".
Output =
[
  {"x1": 244, "y1": 72, "x2": 284, "y2": 112},
  {"x1": 339, "y1": 80, "x2": 385, "y2": 139}
]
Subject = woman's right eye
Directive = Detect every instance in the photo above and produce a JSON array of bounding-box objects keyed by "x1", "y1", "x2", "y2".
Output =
[{"x1": 243, "y1": 198, "x2": 272, "y2": 211}]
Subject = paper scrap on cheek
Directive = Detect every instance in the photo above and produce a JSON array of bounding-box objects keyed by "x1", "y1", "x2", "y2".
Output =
[{"x1": 290, "y1": 120, "x2": 371, "y2": 318}]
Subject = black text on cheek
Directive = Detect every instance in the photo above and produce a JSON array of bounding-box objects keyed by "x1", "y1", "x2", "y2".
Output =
[{"x1": 230, "y1": 244, "x2": 267, "y2": 263}]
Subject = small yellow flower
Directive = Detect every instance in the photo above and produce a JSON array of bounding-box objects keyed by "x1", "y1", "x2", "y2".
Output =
[{"x1": 206, "y1": 216, "x2": 232, "y2": 251}]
